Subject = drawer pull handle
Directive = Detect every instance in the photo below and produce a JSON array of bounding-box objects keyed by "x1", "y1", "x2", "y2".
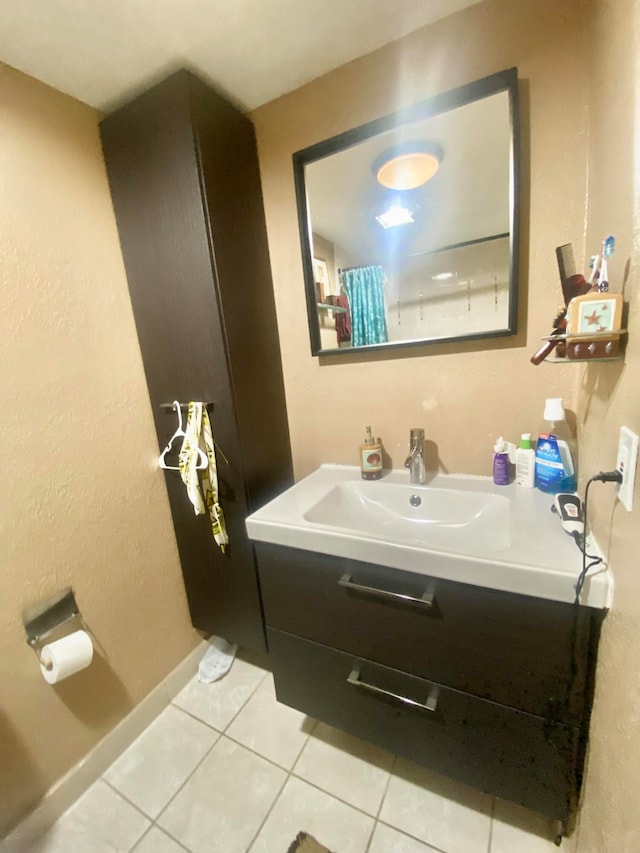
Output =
[
  {"x1": 347, "y1": 666, "x2": 439, "y2": 714},
  {"x1": 338, "y1": 573, "x2": 435, "y2": 609}
]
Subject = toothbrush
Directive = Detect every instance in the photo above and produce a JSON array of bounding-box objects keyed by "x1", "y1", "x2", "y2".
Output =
[
  {"x1": 588, "y1": 254, "x2": 600, "y2": 288},
  {"x1": 598, "y1": 235, "x2": 615, "y2": 292}
]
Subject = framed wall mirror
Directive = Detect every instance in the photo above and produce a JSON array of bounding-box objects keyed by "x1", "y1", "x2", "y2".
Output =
[{"x1": 293, "y1": 67, "x2": 520, "y2": 356}]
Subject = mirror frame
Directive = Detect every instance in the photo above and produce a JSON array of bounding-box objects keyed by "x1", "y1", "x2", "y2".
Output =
[{"x1": 293, "y1": 67, "x2": 520, "y2": 357}]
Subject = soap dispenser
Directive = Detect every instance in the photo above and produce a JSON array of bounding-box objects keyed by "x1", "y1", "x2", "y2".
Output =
[{"x1": 360, "y1": 426, "x2": 383, "y2": 480}]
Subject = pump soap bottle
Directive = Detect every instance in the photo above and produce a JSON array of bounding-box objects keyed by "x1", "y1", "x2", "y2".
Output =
[
  {"x1": 360, "y1": 426, "x2": 383, "y2": 480},
  {"x1": 534, "y1": 398, "x2": 577, "y2": 493}
]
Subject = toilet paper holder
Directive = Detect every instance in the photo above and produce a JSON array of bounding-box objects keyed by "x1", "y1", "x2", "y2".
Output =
[{"x1": 23, "y1": 588, "x2": 88, "y2": 670}]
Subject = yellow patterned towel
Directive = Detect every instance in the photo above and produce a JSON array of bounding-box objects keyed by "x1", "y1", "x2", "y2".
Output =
[{"x1": 178, "y1": 402, "x2": 229, "y2": 553}]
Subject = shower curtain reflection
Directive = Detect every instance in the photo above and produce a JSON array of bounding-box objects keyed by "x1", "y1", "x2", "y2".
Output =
[{"x1": 341, "y1": 265, "x2": 388, "y2": 347}]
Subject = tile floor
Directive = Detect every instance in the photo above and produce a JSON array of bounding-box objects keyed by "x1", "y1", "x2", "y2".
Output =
[{"x1": 27, "y1": 650, "x2": 577, "y2": 853}]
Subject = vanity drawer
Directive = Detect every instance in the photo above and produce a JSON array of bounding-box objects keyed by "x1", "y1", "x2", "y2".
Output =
[
  {"x1": 256, "y1": 542, "x2": 597, "y2": 722},
  {"x1": 267, "y1": 628, "x2": 579, "y2": 822}
]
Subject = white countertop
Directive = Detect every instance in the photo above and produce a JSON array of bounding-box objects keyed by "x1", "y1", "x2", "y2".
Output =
[{"x1": 246, "y1": 465, "x2": 613, "y2": 609}]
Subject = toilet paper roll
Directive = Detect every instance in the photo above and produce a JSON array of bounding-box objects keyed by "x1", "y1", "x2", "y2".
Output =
[{"x1": 40, "y1": 630, "x2": 94, "y2": 684}]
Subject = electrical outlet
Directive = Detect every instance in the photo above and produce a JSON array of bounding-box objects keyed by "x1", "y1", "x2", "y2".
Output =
[{"x1": 617, "y1": 426, "x2": 639, "y2": 511}]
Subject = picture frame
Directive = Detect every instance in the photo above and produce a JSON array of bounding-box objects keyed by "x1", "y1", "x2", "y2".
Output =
[{"x1": 568, "y1": 293, "x2": 623, "y2": 335}]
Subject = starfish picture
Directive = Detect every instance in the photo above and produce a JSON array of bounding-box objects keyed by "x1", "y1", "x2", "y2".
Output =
[{"x1": 584, "y1": 309, "x2": 602, "y2": 325}]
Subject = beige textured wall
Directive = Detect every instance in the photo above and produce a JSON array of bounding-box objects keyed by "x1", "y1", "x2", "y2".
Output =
[
  {"x1": 0, "y1": 66, "x2": 198, "y2": 836},
  {"x1": 574, "y1": 0, "x2": 640, "y2": 850},
  {"x1": 252, "y1": 0, "x2": 590, "y2": 479}
]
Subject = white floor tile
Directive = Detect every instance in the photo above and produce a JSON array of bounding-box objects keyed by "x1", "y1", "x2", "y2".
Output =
[
  {"x1": 104, "y1": 704, "x2": 218, "y2": 818},
  {"x1": 293, "y1": 722, "x2": 393, "y2": 816},
  {"x1": 226, "y1": 674, "x2": 315, "y2": 769},
  {"x1": 380, "y1": 758, "x2": 492, "y2": 853},
  {"x1": 29, "y1": 780, "x2": 149, "y2": 853},
  {"x1": 491, "y1": 799, "x2": 573, "y2": 852},
  {"x1": 249, "y1": 776, "x2": 374, "y2": 853},
  {"x1": 158, "y1": 735, "x2": 286, "y2": 853},
  {"x1": 369, "y1": 822, "x2": 441, "y2": 852},
  {"x1": 133, "y1": 825, "x2": 188, "y2": 852},
  {"x1": 172, "y1": 657, "x2": 267, "y2": 731}
]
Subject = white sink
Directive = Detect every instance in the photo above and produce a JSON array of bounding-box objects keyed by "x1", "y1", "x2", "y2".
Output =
[
  {"x1": 245, "y1": 464, "x2": 613, "y2": 608},
  {"x1": 304, "y1": 480, "x2": 511, "y2": 554}
]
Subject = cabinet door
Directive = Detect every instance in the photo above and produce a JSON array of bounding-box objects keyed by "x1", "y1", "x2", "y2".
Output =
[
  {"x1": 189, "y1": 75, "x2": 293, "y2": 512},
  {"x1": 101, "y1": 71, "x2": 268, "y2": 651},
  {"x1": 268, "y1": 628, "x2": 579, "y2": 823}
]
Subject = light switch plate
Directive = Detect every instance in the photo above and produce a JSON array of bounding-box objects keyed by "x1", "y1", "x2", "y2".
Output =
[{"x1": 617, "y1": 426, "x2": 639, "y2": 511}]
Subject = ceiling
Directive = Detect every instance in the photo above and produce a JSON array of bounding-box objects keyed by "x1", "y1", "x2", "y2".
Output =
[{"x1": 0, "y1": 0, "x2": 483, "y2": 114}]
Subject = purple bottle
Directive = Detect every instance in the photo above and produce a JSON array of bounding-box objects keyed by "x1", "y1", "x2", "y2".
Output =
[{"x1": 493, "y1": 436, "x2": 510, "y2": 485}]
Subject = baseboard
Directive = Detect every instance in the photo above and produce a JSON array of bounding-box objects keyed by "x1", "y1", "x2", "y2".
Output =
[{"x1": 2, "y1": 639, "x2": 207, "y2": 852}]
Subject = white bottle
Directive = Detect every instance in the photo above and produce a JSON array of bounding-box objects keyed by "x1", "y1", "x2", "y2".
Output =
[{"x1": 515, "y1": 433, "x2": 535, "y2": 488}]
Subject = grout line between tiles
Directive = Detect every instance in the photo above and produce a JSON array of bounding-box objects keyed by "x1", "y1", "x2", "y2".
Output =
[
  {"x1": 243, "y1": 712, "x2": 319, "y2": 848},
  {"x1": 100, "y1": 777, "x2": 158, "y2": 824},
  {"x1": 170, "y1": 666, "x2": 269, "y2": 734},
  {"x1": 209, "y1": 725, "x2": 385, "y2": 844},
  {"x1": 152, "y1": 730, "x2": 222, "y2": 825},
  {"x1": 287, "y1": 773, "x2": 382, "y2": 823},
  {"x1": 168, "y1": 702, "x2": 224, "y2": 735},
  {"x1": 245, "y1": 718, "x2": 376, "y2": 853},
  {"x1": 245, "y1": 763, "x2": 291, "y2": 851},
  {"x1": 375, "y1": 819, "x2": 449, "y2": 853},
  {"x1": 289, "y1": 717, "x2": 319, "y2": 775},
  {"x1": 223, "y1": 725, "x2": 315, "y2": 776},
  {"x1": 487, "y1": 796, "x2": 496, "y2": 852},
  {"x1": 364, "y1": 753, "x2": 398, "y2": 852},
  {"x1": 374, "y1": 753, "x2": 397, "y2": 821},
  {"x1": 128, "y1": 823, "x2": 153, "y2": 853},
  {"x1": 149, "y1": 821, "x2": 192, "y2": 852},
  {"x1": 129, "y1": 821, "x2": 191, "y2": 853}
]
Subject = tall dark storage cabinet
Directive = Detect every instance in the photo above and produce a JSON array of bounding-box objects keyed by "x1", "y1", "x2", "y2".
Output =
[{"x1": 100, "y1": 70, "x2": 293, "y2": 653}]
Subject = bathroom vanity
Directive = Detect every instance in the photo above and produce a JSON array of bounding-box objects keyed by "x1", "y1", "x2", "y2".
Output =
[{"x1": 246, "y1": 466, "x2": 611, "y2": 832}]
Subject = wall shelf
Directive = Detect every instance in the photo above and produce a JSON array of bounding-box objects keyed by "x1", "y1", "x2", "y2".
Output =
[
  {"x1": 545, "y1": 355, "x2": 623, "y2": 363},
  {"x1": 541, "y1": 329, "x2": 627, "y2": 363},
  {"x1": 317, "y1": 302, "x2": 347, "y2": 314},
  {"x1": 539, "y1": 330, "x2": 628, "y2": 342}
]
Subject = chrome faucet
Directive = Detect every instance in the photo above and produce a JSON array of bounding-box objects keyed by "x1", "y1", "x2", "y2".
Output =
[{"x1": 404, "y1": 428, "x2": 426, "y2": 484}]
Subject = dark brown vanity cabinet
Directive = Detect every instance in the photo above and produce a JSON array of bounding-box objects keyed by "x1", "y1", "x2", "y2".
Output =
[
  {"x1": 255, "y1": 542, "x2": 603, "y2": 825},
  {"x1": 101, "y1": 71, "x2": 292, "y2": 653}
]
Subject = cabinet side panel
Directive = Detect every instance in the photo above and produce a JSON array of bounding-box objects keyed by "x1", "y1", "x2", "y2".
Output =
[
  {"x1": 188, "y1": 76, "x2": 293, "y2": 510},
  {"x1": 100, "y1": 71, "x2": 266, "y2": 651}
]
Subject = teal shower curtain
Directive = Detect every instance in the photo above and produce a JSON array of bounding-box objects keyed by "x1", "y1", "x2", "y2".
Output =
[{"x1": 342, "y1": 265, "x2": 388, "y2": 347}]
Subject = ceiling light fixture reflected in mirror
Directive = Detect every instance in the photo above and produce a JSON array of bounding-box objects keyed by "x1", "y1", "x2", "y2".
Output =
[
  {"x1": 375, "y1": 202, "x2": 415, "y2": 229},
  {"x1": 373, "y1": 141, "x2": 443, "y2": 190}
]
